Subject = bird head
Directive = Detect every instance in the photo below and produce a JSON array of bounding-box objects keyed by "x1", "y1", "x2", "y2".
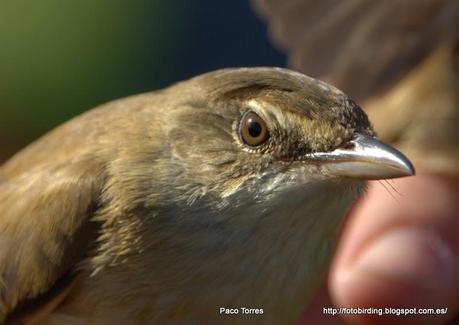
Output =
[{"x1": 159, "y1": 67, "x2": 412, "y2": 203}]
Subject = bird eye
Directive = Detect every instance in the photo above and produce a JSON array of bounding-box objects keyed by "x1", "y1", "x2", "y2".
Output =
[{"x1": 240, "y1": 111, "x2": 269, "y2": 146}]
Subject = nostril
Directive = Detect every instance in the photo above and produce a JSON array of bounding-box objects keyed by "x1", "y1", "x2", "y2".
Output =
[{"x1": 341, "y1": 142, "x2": 355, "y2": 150}]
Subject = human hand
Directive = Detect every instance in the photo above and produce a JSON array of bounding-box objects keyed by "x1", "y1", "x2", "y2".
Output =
[{"x1": 300, "y1": 174, "x2": 459, "y2": 324}]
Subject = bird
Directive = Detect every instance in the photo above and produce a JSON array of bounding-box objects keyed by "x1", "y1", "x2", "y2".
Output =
[
  {"x1": 0, "y1": 67, "x2": 414, "y2": 324},
  {"x1": 252, "y1": 0, "x2": 459, "y2": 176}
]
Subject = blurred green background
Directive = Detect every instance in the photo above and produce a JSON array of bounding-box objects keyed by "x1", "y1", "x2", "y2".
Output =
[{"x1": 0, "y1": 1, "x2": 284, "y2": 163}]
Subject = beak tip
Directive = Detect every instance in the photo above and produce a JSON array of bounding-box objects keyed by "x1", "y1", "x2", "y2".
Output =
[
  {"x1": 389, "y1": 158, "x2": 415, "y2": 179},
  {"x1": 379, "y1": 143, "x2": 415, "y2": 179},
  {"x1": 350, "y1": 133, "x2": 417, "y2": 180},
  {"x1": 404, "y1": 161, "x2": 416, "y2": 177},
  {"x1": 357, "y1": 135, "x2": 416, "y2": 180}
]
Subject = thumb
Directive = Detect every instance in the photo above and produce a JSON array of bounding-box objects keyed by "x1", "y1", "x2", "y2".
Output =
[{"x1": 330, "y1": 175, "x2": 459, "y2": 325}]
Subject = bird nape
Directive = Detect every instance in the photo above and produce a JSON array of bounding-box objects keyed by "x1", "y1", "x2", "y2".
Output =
[{"x1": 0, "y1": 67, "x2": 414, "y2": 324}]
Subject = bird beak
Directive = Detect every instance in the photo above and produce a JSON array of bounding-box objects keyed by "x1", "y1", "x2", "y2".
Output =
[{"x1": 309, "y1": 133, "x2": 415, "y2": 180}]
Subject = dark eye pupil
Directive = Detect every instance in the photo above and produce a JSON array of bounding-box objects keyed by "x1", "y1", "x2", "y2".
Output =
[{"x1": 248, "y1": 121, "x2": 262, "y2": 137}]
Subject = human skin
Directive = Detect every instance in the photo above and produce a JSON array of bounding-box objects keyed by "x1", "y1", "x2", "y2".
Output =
[{"x1": 299, "y1": 174, "x2": 459, "y2": 324}]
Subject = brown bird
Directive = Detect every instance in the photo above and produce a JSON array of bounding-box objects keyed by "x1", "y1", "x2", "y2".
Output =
[
  {"x1": 0, "y1": 68, "x2": 413, "y2": 324},
  {"x1": 252, "y1": 0, "x2": 459, "y2": 176}
]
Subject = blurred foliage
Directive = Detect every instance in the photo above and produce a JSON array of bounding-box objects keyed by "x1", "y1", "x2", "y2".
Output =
[
  {"x1": 0, "y1": 0, "x2": 184, "y2": 156},
  {"x1": 0, "y1": 1, "x2": 284, "y2": 162}
]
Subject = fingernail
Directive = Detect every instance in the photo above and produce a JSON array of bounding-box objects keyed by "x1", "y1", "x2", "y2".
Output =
[{"x1": 351, "y1": 228, "x2": 456, "y2": 292}]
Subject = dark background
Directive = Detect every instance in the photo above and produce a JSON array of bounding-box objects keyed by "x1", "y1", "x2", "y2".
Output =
[{"x1": 0, "y1": 1, "x2": 285, "y2": 163}]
